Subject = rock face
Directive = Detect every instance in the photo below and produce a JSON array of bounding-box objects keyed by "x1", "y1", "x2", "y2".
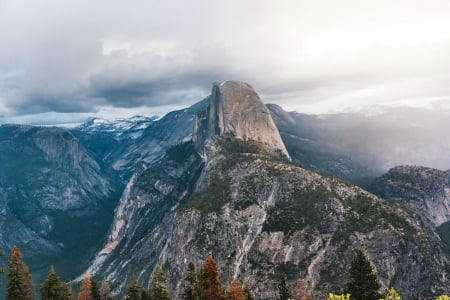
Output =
[
  {"x1": 371, "y1": 166, "x2": 450, "y2": 228},
  {"x1": 87, "y1": 82, "x2": 450, "y2": 299},
  {"x1": 0, "y1": 124, "x2": 121, "y2": 281},
  {"x1": 194, "y1": 81, "x2": 290, "y2": 160}
]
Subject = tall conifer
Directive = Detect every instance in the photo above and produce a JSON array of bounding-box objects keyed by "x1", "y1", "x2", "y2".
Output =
[
  {"x1": 200, "y1": 255, "x2": 223, "y2": 300},
  {"x1": 6, "y1": 245, "x2": 24, "y2": 300},
  {"x1": 345, "y1": 250, "x2": 381, "y2": 300}
]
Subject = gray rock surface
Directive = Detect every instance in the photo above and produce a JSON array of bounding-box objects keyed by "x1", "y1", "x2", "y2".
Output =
[{"x1": 86, "y1": 82, "x2": 450, "y2": 299}]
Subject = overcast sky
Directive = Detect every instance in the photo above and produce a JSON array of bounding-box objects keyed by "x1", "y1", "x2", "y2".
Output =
[{"x1": 1, "y1": 0, "x2": 450, "y2": 125}]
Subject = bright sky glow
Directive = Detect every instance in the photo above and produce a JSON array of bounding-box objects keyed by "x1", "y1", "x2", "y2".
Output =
[{"x1": 0, "y1": 0, "x2": 450, "y2": 124}]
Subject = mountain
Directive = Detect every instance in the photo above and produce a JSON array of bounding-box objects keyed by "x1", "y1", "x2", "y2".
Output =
[
  {"x1": 86, "y1": 81, "x2": 450, "y2": 299},
  {"x1": 370, "y1": 166, "x2": 450, "y2": 257},
  {"x1": 0, "y1": 124, "x2": 122, "y2": 283},
  {"x1": 73, "y1": 100, "x2": 209, "y2": 180},
  {"x1": 267, "y1": 104, "x2": 450, "y2": 188},
  {"x1": 76, "y1": 115, "x2": 158, "y2": 140}
]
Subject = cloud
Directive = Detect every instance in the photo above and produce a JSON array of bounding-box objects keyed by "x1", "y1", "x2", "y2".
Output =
[{"x1": 1, "y1": 0, "x2": 450, "y2": 124}]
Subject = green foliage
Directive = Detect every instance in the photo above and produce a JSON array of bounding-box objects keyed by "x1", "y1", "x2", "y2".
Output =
[
  {"x1": 263, "y1": 187, "x2": 334, "y2": 234},
  {"x1": 6, "y1": 246, "x2": 24, "y2": 300},
  {"x1": 345, "y1": 250, "x2": 381, "y2": 300},
  {"x1": 151, "y1": 265, "x2": 171, "y2": 300},
  {"x1": 380, "y1": 288, "x2": 401, "y2": 300},
  {"x1": 125, "y1": 275, "x2": 142, "y2": 300},
  {"x1": 187, "y1": 172, "x2": 231, "y2": 213},
  {"x1": 166, "y1": 142, "x2": 196, "y2": 163},
  {"x1": 182, "y1": 262, "x2": 198, "y2": 300},
  {"x1": 277, "y1": 277, "x2": 292, "y2": 300},
  {"x1": 40, "y1": 266, "x2": 71, "y2": 300},
  {"x1": 328, "y1": 293, "x2": 350, "y2": 300}
]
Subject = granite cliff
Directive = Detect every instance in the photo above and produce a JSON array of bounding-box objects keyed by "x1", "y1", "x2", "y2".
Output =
[{"x1": 86, "y1": 81, "x2": 450, "y2": 299}]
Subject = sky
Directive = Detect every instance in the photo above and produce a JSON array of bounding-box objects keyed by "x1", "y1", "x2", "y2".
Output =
[{"x1": 1, "y1": 0, "x2": 450, "y2": 125}]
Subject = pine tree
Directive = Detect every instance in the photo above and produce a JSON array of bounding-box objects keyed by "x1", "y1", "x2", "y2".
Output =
[
  {"x1": 345, "y1": 250, "x2": 381, "y2": 300},
  {"x1": 151, "y1": 265, "x2": 171, "y2": 300},
  {"x1": 200, "y1": 255, "x2": 224, "y2": 300},
  {"x1": 78, "y1": 273, "x2": 92, "y2": 300},
  {"x1": 277, "y1": 277, "x2": 292, "y2": 300},
  {"x1": 40, "y1": 266, "x2": 69, "y2": 300},
  {"x1": 182, "y1": 262, "x2": 198, "y2": 300},
  {"x1": 22, "y1": 262, "x2": 35, "y2": 300},
  {"x1": 227, "y1": 279, "x2": 246, "y2": 300},
  {"x1": 125, "y1": 275, "x2": 142, "y2": 300},
  {"x1": 91, "y1": 279, "x2": 101, "y2": 300},
  {"x1": 6, "y1": 245, "x2": 24, "y2": 300},
  {"x1": 100, "y1": 280, "x2": 114, "y2": 300}
]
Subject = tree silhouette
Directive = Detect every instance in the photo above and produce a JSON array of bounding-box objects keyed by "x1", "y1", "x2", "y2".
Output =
[
  {"x1": 345, "y1": 250, "x2": 381, "y2": 300},
  {"x1": 151, "y1": 265, "x2": 171, "y2": 300},
  {"x1": 6, "y1": 246, "x2": 24, "y2": 300}
]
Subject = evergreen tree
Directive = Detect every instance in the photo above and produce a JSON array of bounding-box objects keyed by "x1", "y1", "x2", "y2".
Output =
[
  {"x1": 227, "y1": 279, "x2": 246, "y2": 300},
  {"x1": 78, "y1": 274, "x2": 92, "y2": 300},
  {"x1": 100, "y1": 280, "x2": 114, "y2": 300},
  {"x1": 125, "y1": 275, "x2": 142, "y2": 300},
  {"x1": 182, "y1": 262, "x2": 198, "y2": 300},
  {"x1": 345, "y1": 250, "x2": 381, "y2": 300},
  {"x1": 6, "y1": 245, "x2": 24, "y2": 300},
  {"x1": 277, "y1": 277, "x2": 292, "y2": 300},
  {"x1": 91, "y1": 280, "x2": 101, "y2": 300},
  {"x1": 200, "y1": 255, "x2": 223, "y2": 300},
  {"x1": 22, "y1": 262, "x2": 35, "y2": 300},
  {"x1": 141, "y1": 289, "x2": 152, "y2": 300},
  {"x1": 40, "y1": 266, "x2": 69, "y2": 300},
  {"x1": 151, "y1": 265, "x2": 171, "y2": 300}
]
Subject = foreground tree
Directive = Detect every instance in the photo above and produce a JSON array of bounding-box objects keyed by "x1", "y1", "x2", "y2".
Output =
[
  {"x1": 40, "y1": 266, "x2": 71, "y2": 300},
  {"x1": 22, "y1": 262, "x2": 35, "y2": 300},
  {"x1": 182, "y1": 262, "x2": 198, "y2": 300},
  {"x1": 345, "y1": 250, "x2": 381, "y2": 300},
  {"x1": 277, "y1": 277, "x2": 292, "y2": 300},
  {"x1": 200, "y1": 255, "x2": 223, "y2": 300},
  {"x1": 6, "y1": 246, "x2": 24, "y2": 300},
  {"x1": 380, "y1": 288, "x2": 401, "y2": 300},
  {"x1": 125, "y1": 275, "x2": 142, "y2": 300},
  {"x1": 151, "y1": 265, "x2": 171, "y2": 300},
  {"x1": 227, "y1": 279, "x2": 246, "y2": 300},
  {"x1": 328, "y1": 293, "x2": 350, "y2": 300},
  {"x1": 78, "y1": 274, "x2": 92, "y2": 300}
]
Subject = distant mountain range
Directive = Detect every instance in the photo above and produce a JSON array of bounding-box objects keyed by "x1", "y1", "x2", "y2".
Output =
[{"x1": 0, "y1": 81, "x2": 449, "y2": 299}]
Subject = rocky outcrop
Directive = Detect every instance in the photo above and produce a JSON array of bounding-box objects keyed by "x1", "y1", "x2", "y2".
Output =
[
  {"x1": 86, "y1": 82, "x2": 450, "y2": 299},
  {"x1": 371, "y1": 165, "x2": 450, "y2": 227},
  {"x1": 194, "y1": 81, "x2": 290, "y2": 160}
]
